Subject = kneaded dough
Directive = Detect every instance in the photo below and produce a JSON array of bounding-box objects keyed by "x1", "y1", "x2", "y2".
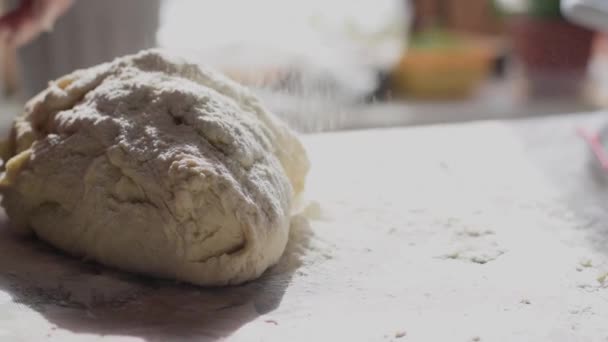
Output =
[{"x1": 0, "y1": 50, "x2": 309, "y2": 286}]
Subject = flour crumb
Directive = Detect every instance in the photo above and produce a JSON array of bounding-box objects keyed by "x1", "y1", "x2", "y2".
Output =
[
  {"x1": 597, "y1": 273, "x2": 608, "y2": 286},
  {"x1": 302, "y1": 200, "x2": 324, "y2": 220},
  {"x1": 395, "y1": 330, "x2": 407, "y2": 338},
  {"x1": 520, "y1": 298, "x2": 531, "y2": 305},
  {"x1": 579, "y1": 259, "x2": 593, "y2": 268},
  {"x1": 440, "y1": 249, "x2": 504, "y2": 264},
  {"x1": 264, "y1": 319, "x2": 279, "y2": 326},
  {"x1": 445, "y1": 252, "x2": 460, "y2": 260},
  {"x1": 458, "y1": 229, "x2": 494, "y2": 238}
]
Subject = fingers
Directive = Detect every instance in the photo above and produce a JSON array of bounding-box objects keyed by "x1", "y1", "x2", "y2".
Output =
[
  {"x1": 37, "y1": 0, "x2": 74, "y2": 31},
  {"x1": 0, "y1": 0, "x2": 34, "y2": 46},
  {"x1": 0, "y1": 0, "x2": 74, "y2": 47}
]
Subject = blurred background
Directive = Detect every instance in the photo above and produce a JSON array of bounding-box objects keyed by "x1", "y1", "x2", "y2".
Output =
[{"x1": 0, "y1": 0, "x2": 607, "y2": 133}]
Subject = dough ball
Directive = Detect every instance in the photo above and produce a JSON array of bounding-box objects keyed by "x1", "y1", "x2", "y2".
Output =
[{"x1": 0, "y1": 50, "x2": 309, "y2": 286}]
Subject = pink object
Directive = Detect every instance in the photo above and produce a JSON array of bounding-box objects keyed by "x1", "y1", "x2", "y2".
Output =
[{"x1": 577, "y1": 127, "x2": 608, "y2": 170}]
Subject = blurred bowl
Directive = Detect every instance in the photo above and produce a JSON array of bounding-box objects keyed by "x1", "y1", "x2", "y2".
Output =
[{"x1": 390, "y1": 36, "x2": 494, "y2": 99}]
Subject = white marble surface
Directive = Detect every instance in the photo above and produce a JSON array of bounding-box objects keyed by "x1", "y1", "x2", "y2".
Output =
[{"x1": 1, "y1": 113, "x2": 608, "y2": 341}]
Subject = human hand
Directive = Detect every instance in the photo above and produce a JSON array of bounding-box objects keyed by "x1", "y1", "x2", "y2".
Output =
[{"x1": 0, "y1": 0, "x2": 74, "y2": 47}]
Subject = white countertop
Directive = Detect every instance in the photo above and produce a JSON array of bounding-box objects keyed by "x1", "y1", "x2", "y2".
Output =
[{"x1": 1, "y1": 113, "x2": 608, "y2": 341}]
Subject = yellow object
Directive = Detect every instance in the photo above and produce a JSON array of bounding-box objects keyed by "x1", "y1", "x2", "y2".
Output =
[
  {"x1": 0, "y1": 149, "x2": 31, "y2": 187},
  {"x1": 391, "y1": 42, "x2": 493, "y2": 99}
]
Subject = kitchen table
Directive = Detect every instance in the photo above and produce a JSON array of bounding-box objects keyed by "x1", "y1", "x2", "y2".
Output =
[{"x1": 1, "y1": 113, "x2": 608, "y2": 341}]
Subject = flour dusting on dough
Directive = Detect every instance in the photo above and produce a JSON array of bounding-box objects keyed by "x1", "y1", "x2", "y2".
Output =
[{"x1": 0, "y1": 49, "x2": 310, "y2": 286}]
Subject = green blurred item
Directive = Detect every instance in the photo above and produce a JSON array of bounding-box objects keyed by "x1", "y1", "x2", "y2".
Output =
[
  {"x1": 409, "y1": 27, "x2": 464, "y2": 50},
  {"x1": 527, "y1": 0, "x2": 563, "y2": 18},
  {"x1": 492, "y1": 0, "x2": 562, "y2": 17}
]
